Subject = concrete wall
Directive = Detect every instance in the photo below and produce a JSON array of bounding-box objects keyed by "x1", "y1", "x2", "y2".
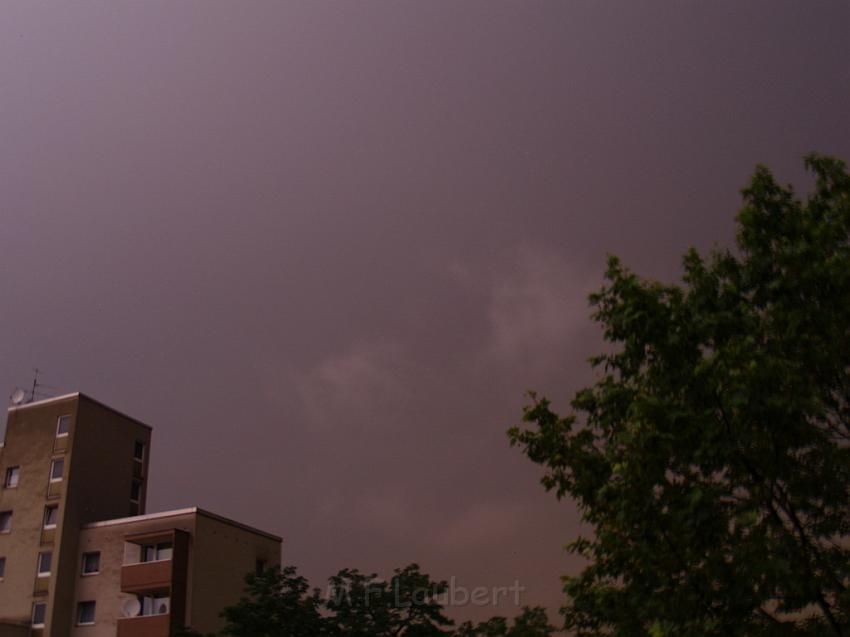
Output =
[
  {"x1": 188, "y1": 511, "x2": 281, "y2": 633},
  {"x1": 55, "y1": 397, "x2": 152, "y2": 636},
  {"x1": 0, "y1": 395, "x2": 79, "y2": 628},
  {"x1": 0, "y1": 624, "x2": 29, "y2": 637}
]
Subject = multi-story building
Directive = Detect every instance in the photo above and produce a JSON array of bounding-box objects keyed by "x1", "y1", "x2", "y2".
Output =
[{"x1": 0, "y1": 393, "x2": 281, "y2": 637}]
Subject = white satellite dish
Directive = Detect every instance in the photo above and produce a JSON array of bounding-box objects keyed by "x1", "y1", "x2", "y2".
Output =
[
  {"x1": 10, "y1": 388, "x2": 25, "y2": 405},
  {"x1": 122, "y1": 597, "x2": 141, "y2": 618}
]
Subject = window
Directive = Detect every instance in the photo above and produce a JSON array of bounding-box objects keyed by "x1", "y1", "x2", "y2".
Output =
[
  {"x1": 77, "y1": 601, "x2": 96, "y2": 625},
  {"x1": 43, "y1": 505, "x2": 59, "y2": 529},
  {"x1": 56, "y1": 414, "x2": 70, "y2": 436},
  {"x1": 0, "y1": 511, "x2": 11, "y2": 533},
  {"x1": 141, "y1": 542, "x2": 172, "y2": 563},
  {"x1": 0, "y1": 556, "x2": 5, "y2": 579},
  {"x1": 50, "y1": 458, "x2": 64, "y2": 482},
  {"x1": 138, "y1": 594, "x2": 170, "y2": 616},
  {"x1": 134, "y1": 440, "x2": 146, "y2": 462},
  {"x1": 37, "y1": 552, "x2": 52, "y2": 577},
  {"x1": 130, "y1": 479, "x2": 142, "y2": 503},
  {"x1": 32, "y1": 602, "x2": 46, "y2": 628},
  {"x1": 255, "y1": 558, "x2": 266, "y2": 576},
  {"x1": 4, "y1": 467, "x2": 19, "y2": 488},
  {"x1": 82, "y1": 551, "x2": 100, "y2": 575}
]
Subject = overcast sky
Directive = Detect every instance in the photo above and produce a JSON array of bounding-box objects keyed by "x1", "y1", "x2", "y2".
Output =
[{"x1": 1, "y1": 0, "x2": 848, "y2": 625}]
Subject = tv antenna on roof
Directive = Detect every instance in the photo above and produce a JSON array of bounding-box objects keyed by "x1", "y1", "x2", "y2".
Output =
[
  {"x1": 10, "y1": 369, "x2": 58, "y2": 406},
  {"x1": 30, "y1": 368, "x2": 41, "y2": 403}
]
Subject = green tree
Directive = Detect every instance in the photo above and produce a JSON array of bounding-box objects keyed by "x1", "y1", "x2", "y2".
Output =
[
  {"x1": 509, "y1": 155, "x2": 850, "y2": 636},
  {"x1": 454, "y1": 607, "x2": 555, "y2": 636},
  {"x1": 325, "y1": 563, "x2": 454, "y2": 636},
  {"x1": 455, "y1": 617, "x2": 509, "y2": 637},
  {"x1": 219, "y1": 565, "x2": 330, "y2": 636},
  {"x1": 509, "y1": 606, "x2": 557, "y2": 636}
]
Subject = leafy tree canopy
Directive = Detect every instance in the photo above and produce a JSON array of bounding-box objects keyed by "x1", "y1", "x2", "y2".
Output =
[
  {"x1": 219, "y1": 565, "x2": 328, "y2": 637},
  {"x1": 509, "y1": 155, "x2": 850, "y2": 636},
  {"x1": 324, "y1": 564, "x2": 454, "y2": 636},
  {"x1": 184, "y1": 563, "x2": 534, "y2": 637},
  {"x1": 456, "y1": 606, "x2": 557, "y2": 636}
]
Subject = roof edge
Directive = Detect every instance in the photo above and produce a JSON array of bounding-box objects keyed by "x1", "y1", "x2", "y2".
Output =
[
  {"x1": 196, "y1": 507, "x2": 283, "y2": 542},
  {"x1": 7, "y1": 392, "x2": 153, "y2": 430},
  {"x1": 82, "y1": 506, "x2": 282, "y2": 542},
  {"x1": 6, "y1": 392, "x2": 80, "y2": 411},
  {"x1": 82, "y1": 507, "x2": 199, "y2": 529}
]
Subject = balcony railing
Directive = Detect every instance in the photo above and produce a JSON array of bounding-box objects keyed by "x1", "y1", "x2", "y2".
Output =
[
  {"x1": 121, "y1": 559, "x2": 173, "y2": 593},
  {"x1": 116, "y1": 613, "x2": 170, "y2": 637},
  {"x1": 33, "y1": 576, "x2": 49, "y2": 595}
]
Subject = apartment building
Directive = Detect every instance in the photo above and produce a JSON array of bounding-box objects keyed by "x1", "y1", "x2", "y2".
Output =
[{"x1": 0, "y1": 393, "x2": 281, "y2": 636}]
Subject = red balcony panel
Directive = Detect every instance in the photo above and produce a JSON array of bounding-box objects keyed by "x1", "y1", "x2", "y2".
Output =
[
  {"x1": 117, "y1": 614, "x2": 170, "y2": 637},
  {"x1": 121, "y1": 560, "x2": 172, "y2": 593}
]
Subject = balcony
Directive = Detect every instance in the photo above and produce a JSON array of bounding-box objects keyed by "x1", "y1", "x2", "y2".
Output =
[
  {"x1": 121, "y1": 559, "x2": 172, "y2": 593},
  {"x1": 46, "y1": 480, "x2": 62, "y2": 499},
  {"x1": 119, "y1": 528, "x2": 189, "y2": 627},
  {"x1": 116, "y1": 613, "x2": 170, "y2": 637},
  {"x1": 33, "y1": 576, "x2": 49, "y2": 595}
]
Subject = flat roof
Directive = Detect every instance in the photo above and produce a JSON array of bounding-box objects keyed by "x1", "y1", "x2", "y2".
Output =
[
  {"x1": 82, "y1": 506, "x2": 282, "y2": 542},
  {"x1": 7, "y1": 391, "x2": 152, "y2": 430},
  {"x1": 7, "y1": 391, "x2": 80, "y2": 410}
]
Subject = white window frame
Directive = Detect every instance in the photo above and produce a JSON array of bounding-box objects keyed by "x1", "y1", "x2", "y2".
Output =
[
  {"x1": 56, "y1": 415, "x2": 71, "y2": 437},
  {"x1": 49, "y1": 458, "x2": 64, "y2": 483},
  {"x1": 76, "y1": 600, "x2": 96, "y2": 626},
  {"x1": 138, "y1": 594, "x2": 170, "y2": 616},
  {"x1": 43, "y1": 505, "x2": 59, "y2": 529},
  {"x1": 141, "y1": 542, "x2": 173, "y2": 563},
  {"x1": 4, "y1": 466, "x2": 20, "y2": 488},
  {"x1": 82, "y1": 551, "x2": 101, "y2": 575},
  {"x1": 32, "y1": 602, "x2": 47, "y2": 628},
  {"x1": 130, "y1": 479, "x2": 142, "y2": 504},
  {"x1": 37, "y1": 551, "x2": 52, "y2": 577}
]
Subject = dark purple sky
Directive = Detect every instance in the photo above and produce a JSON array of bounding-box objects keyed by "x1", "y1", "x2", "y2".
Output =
[{"x1": 1, "y1": 1, "x2": 848, "y2": 625}]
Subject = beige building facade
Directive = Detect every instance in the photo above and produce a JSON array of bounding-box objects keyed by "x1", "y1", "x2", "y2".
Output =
[{"x1": 0, "y1": 394, "x2": 281, "y2": 636}]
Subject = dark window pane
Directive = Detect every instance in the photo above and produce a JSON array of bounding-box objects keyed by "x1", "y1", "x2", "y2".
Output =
[
  {"x1": 37, "y1": 552, "x2": 52, "y2": 575},
  {"x1": 56, "y1": 415, "x2": 70, "y2": 436},
  {"x1": 77, "y1": 601, "x2": 96, "y2": 624},
  {"x1": 142, "y1": 545, "x2": 156, "y2": 562},
  {"x1": 33, "y1": 602, "x2": 46, "y2": 626},
  {"x1": 4, "y1": 467, "x2": 20, "y2": 488},
  {"x1": 82, "y1": 552, "x2": 100, "y2": 574},
  {"x1": 44, "y1": 506, "x2": 58, "y2": 527},
  {"x1": 50, "y1": 458, "x2": 64, "y2": 481}
]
